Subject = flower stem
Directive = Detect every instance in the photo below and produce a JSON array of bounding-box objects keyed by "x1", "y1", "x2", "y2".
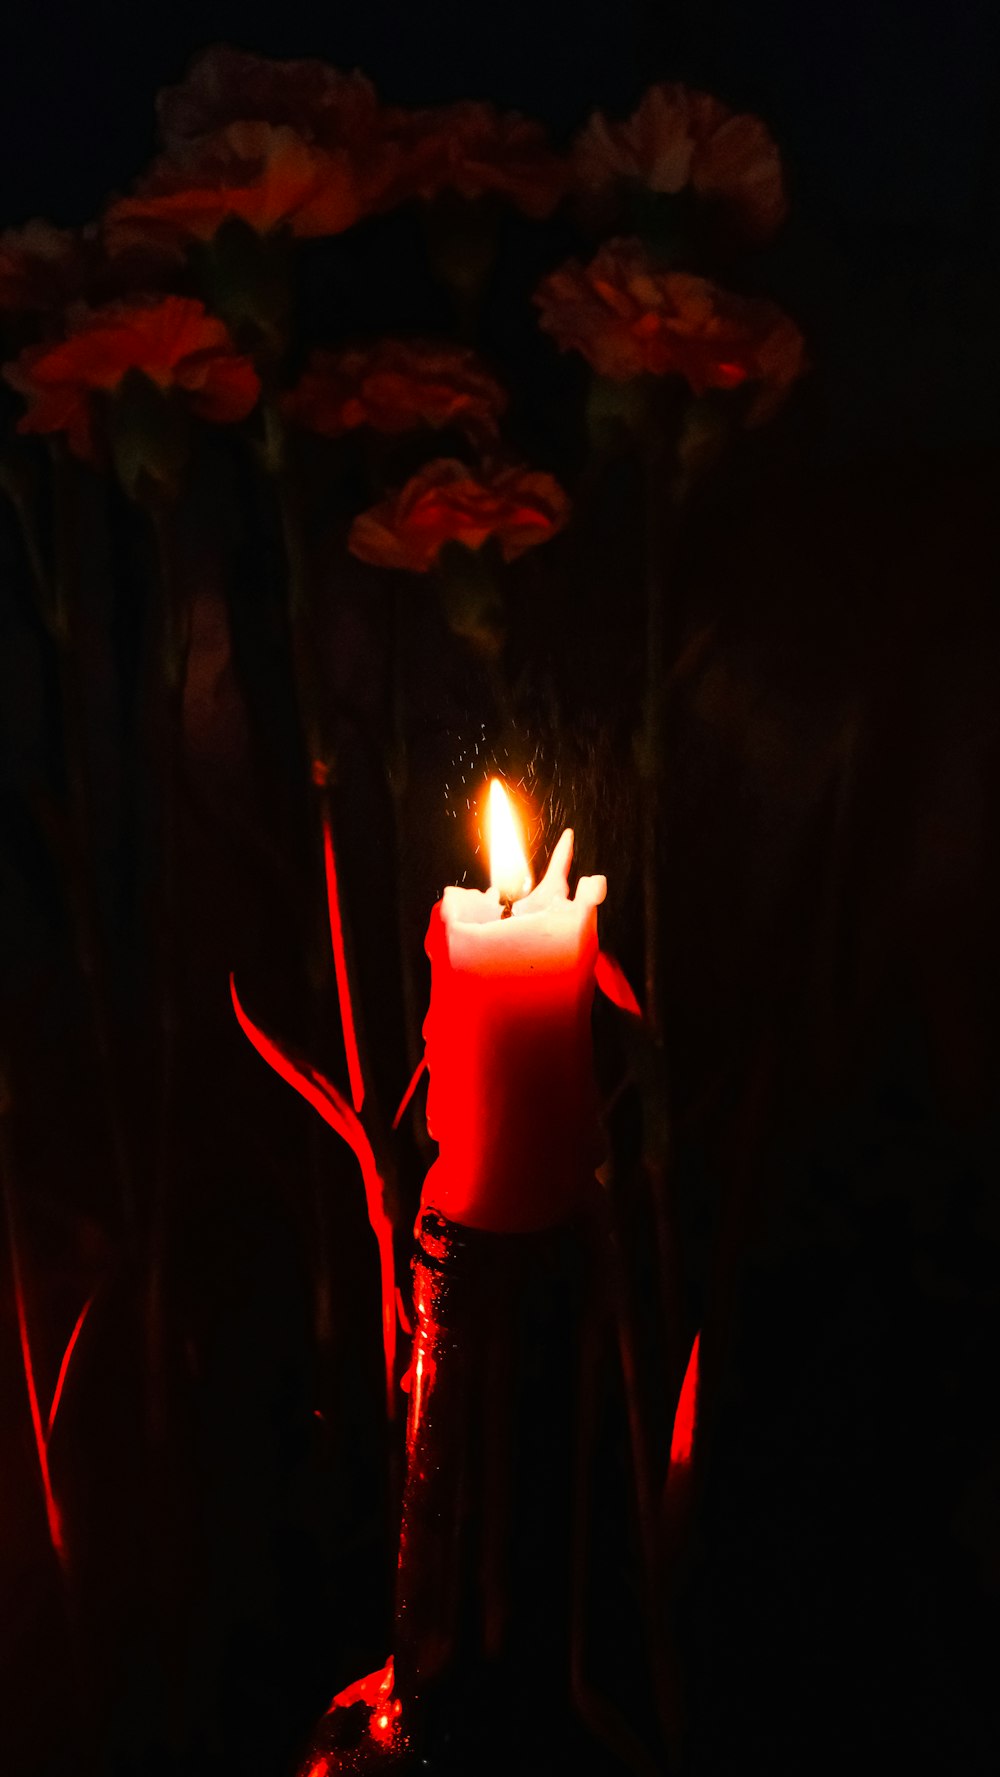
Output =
[
  {"x1": 386, "y1": 583, "x2": 433, "y2": 1164},
  {"x1": 49, "y1": 449, "x2": 135, "y2": 1229},
  {"x1": 591, "y1": 1168, "x2": 681, "y2": 1758},
  {"x1": 641, "y1": 445, "x2": 669, "y2": 1048},
  {"x1": 263, "y1": 407, "x2": 400, "y2": 1434},
  {"x1": 145, "y1": 503, "x2": 187, "y2": 1446},
  {"x1": 0, "y1": 1064, "x2": 67, "y2": 1574},
  {"x1": 639, "y1": 445, "x2": 686, "y2": 1402},
  {"x1": 570, "y1": 1306, "x2": 663, "y2": 1777}
]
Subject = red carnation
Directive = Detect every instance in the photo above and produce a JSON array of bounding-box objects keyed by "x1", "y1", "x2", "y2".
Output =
[
  {"x1": 282, "y1": 339, "x2": 507, "y2": 444},
  {"x1": 535, "y1": 237, "x2": 805, "y2": 422},
  {"x1": 381, "y1": 101, "x2": 567, "y2": 219},
  {"x1": 103, "y1": 121, "x2": 388, "y2": 260},
  {"x1": 156, "y1": 43, "x2": 382, "y2": 157},
  {"x1": 5, "y1": 294, "x2": 260, "y2": 462},
  {"x1": 574, "y1": 83, "x2": 788, "y2": 245},
  {"x1": 348, "y1": 458, "x2": 570, "y2": 572}
]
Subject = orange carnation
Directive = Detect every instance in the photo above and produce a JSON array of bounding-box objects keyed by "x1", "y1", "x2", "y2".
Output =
[
  {"x1": 349, "y1": 459, "x2": 570, "y2": 572},
  {"x1": 282, "y1": 339, "x2": 507, "y2": 443},
  {"x1": 382, "y1": 101, "x2": 567, "y2": 219},
  {"x1": 103, "y1": 121, "x2": 380, "y2": 259},
  {"x1": 4, "y1": 294, "x2": 260, "y2": 462},
  {"x1": 574, "y1": 83, "x2": 787, "y2": 244},
  {"x1": 535, "y1": 238, "x2": 804, "y2": 422}
]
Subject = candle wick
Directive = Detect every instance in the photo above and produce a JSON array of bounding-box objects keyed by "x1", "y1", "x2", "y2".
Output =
[{"x1": 499, "y1": 894, "x2": 514, "y2": 920}]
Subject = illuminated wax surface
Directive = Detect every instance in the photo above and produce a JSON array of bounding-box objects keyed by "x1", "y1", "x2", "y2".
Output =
[{"x1": 422, "y1": 819, "x2": 607, "y2": 1232}]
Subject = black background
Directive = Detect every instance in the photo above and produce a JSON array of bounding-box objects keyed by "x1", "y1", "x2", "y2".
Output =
[{"x1": 1, "y1": 5, "x2": 998, "y2": 1775}]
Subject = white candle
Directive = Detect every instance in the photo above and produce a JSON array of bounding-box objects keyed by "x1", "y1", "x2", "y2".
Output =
[{"x1": 421, "y1": 782, "x2": 607, "y2": 1232}]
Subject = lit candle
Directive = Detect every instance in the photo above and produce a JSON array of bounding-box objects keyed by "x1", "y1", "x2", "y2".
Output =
[{"x1": 421, "y1": 779, "x2": 607, "y2": 1232}]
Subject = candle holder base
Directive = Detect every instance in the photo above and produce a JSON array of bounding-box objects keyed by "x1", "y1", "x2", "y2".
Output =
[
  {"x1": 295, "y1": 1210, "x2": 634, "y2": 1777},
  {"x1": 295, "y1": 1666, "x2": 630, "y2": 1777},
  {"x1": 295, "y1": 1660, "x2": 409, "y2": 1776}
]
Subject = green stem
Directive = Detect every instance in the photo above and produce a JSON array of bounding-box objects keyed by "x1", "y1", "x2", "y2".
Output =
[
  {"x1": 386, "y1": 585, "x2": 432, "y2": 1163},
  {"x1": 264, "y1": 408, "x2": 399, "y2": 1441},
  {"x1": 0, "y1": 1061, "x2": 95, "y2": 1757},
  {"x1": 1, "y1": 466, "x2": 54, "y2": 629},
  {"x1": 0, "y1": 1064, "x2": 67, "y2": 1576},
  {"x1": 810, "y1": 708, "x2": 863, "y2": 1084},
  {"x1": 569, "y1": 1306, "x2": 664, "y2": 1777},
  {"x1": 592, "y1": 1169, "x2": 681, "y2": 1757},
  {"x1": 145, "y1": 504, "x2": 186, "y2": 1446},
  {"x1": 641, "y1": 446, "x2": 669, "y2": 1048},
  {"x1": 51, "y1": 450, "x2": 134, "y2": 1229},
  {"x1": 266, "y1": 406, "x2": 383, "y2": 1103},
  {"x1": 639, "y1": 444, "x2": 687, "y2": 1405}
]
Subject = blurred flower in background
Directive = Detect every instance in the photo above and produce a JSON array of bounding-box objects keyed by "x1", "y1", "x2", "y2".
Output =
[
  {"x1": 100, "y1": 44, "x2": 395, "y2": 261},
  {"x1": 4, "y1": 293, "x2": 260, "y2": 462},
  {"x1": 573, "y1": 82, "x2": 788, "y2": 245},
  {"x1": 281, "y1": 338, "x2": 507, "y2": 443},
  {"x1": 102, "y1": 121, "x2": 388, "y2": 259},
  {"x1": 382, "y1": 99, "x2": 568, "y2": 217},
  {"x1": 155, "y1": 43, "x2": 381, "y2": 155},
  {"x1": 348, "y1": 457, "x2": 570, "y2": 570},
  {"x1": 535, "y1": 236, "x2": 805, "y2": 420}
]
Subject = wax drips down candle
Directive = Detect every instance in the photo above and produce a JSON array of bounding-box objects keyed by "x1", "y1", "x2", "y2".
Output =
[{"x1": 421, "y1": 779, "x2": 607, "y2": 1232}]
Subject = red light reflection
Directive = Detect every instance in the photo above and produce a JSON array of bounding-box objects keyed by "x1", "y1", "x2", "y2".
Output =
[{"x1": 669, "y1": 1330, "x2": 700, "y2": 1469}]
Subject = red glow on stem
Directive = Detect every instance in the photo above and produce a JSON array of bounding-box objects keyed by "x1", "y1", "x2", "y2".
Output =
[
  {"x1": 8, "y1": 1234, "x2": 64, "y2": 1564},
  {"x1": 395, "y1": 1286, "x2": 413, "y2": 1337},
  {"x1": 230, "y1": 975, "x2": 397, "y2": 1418},
  {"x1": 391, "y1": 1055, "x2": 427, "y2": 1131},
  {"x1": 669, "y1": 1330, "x2": 700, "y2": 1469},
  {"x1": 321, "y1": 799, "x2": 366, "y2": 1116},
  {"x1": 595, "y1": 949, "x2": 643, "y2": 1020},
  {"x1": 46, "y1": 1291, "x2": 95, "y2": 1440}
]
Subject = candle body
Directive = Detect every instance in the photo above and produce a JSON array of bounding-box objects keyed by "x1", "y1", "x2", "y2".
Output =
[{"x1": 422, "y1": 831, "x2": 606, "y2": 1232}]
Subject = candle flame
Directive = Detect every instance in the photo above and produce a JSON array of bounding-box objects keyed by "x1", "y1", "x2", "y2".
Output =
[{"x1": 486, "y1": 778, "x2": 532, "y2": 905}]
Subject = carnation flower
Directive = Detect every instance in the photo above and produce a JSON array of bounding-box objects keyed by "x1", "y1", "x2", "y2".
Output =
[
  {"x1": 156, "y1": 43, "x2": 381, "y2": 156},
  {"x1": 535, "y1": 238, "x2": 804, "y2": 422},
  {"x1": 103, "y1": 121, "x2": 383, "y2": 259},
  {"x1": 382, "y1": 101, "x2": 567, "y2": 218},
  {"x1": 4, "y1": 294, "x2": 260, "y2": 462},
  {"x1": 574, "y1": 83, "x2": 787, "y2": 245},
  {"x1": 282, "y1": 339, "x2": 507, "y2": 443},
  {"x1": 348, "y1": 458, "x2": 570, "y2": 572}
]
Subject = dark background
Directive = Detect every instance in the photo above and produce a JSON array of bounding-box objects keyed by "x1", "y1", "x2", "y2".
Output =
[{"x1": 1, "y1": 4, "x2": 999, "y2": 1775}]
